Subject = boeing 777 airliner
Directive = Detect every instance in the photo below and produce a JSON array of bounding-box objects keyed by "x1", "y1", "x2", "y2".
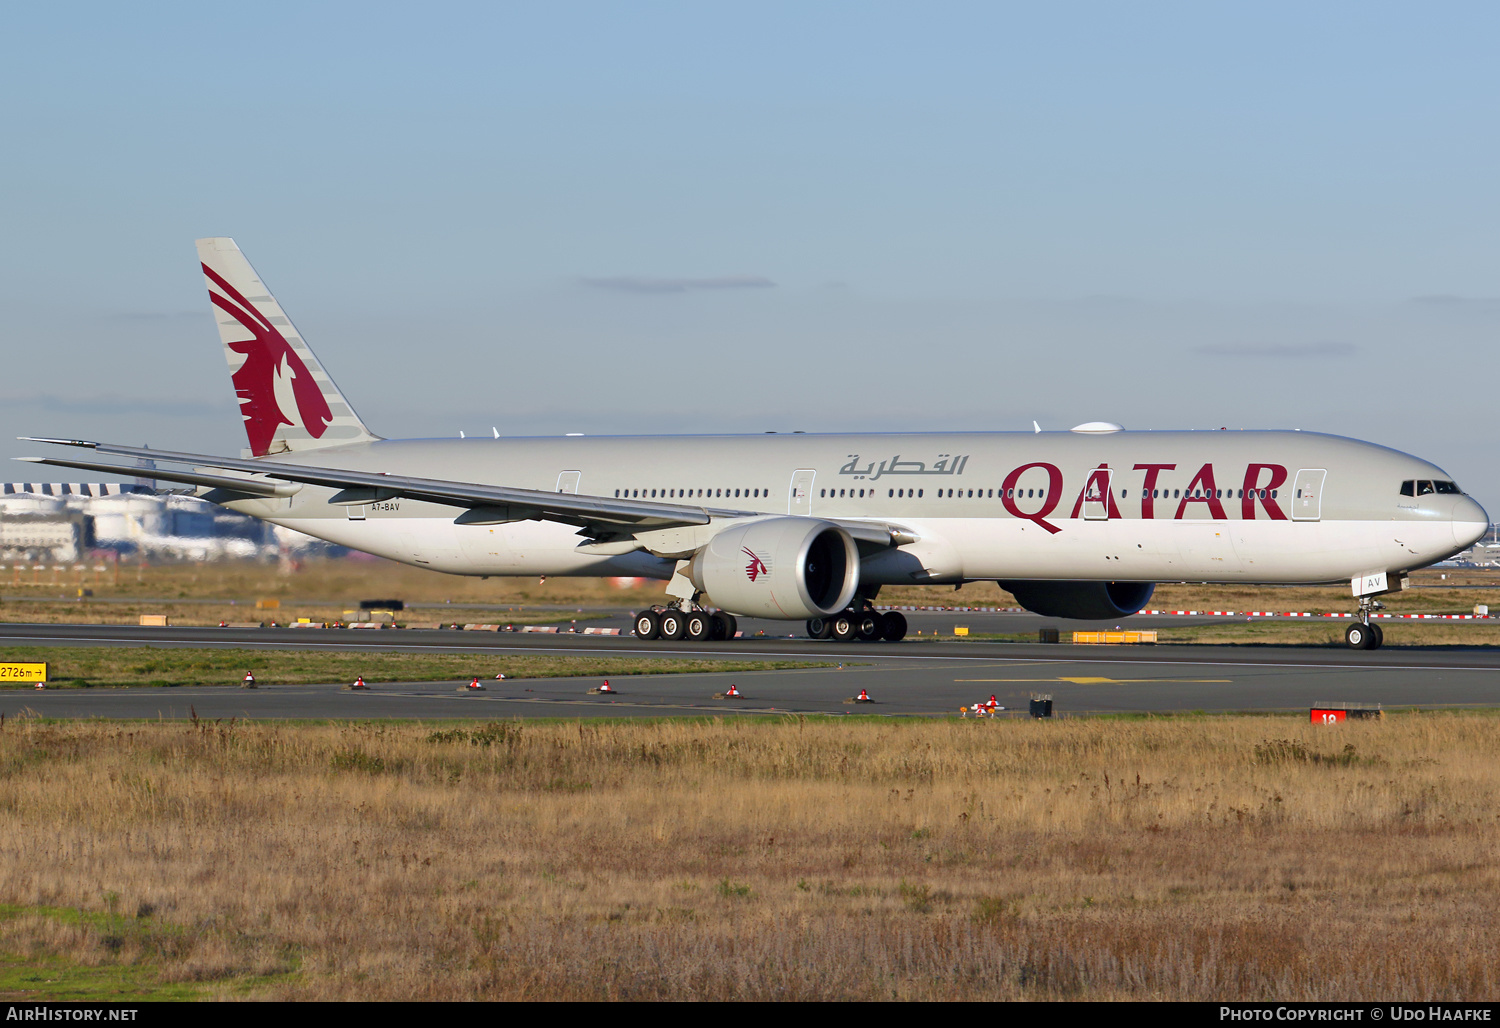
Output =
[{"x1": 20, "y1": 238, "x2": 1489, "y2": 649}]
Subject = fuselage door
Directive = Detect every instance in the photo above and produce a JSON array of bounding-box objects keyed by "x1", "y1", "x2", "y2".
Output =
[
  {"x1": 789, "y1": 469, "x2": 816, "y2": 516},
  {"x1": 1083, "y1": 467, "x2": 1113, "y2": 521},
  {"x1": 556, "y1": 470, "x2": 581, "y2": 494},
  {"x1": 1292, "y1": 469, "x2": 1326, "y2": 522}
]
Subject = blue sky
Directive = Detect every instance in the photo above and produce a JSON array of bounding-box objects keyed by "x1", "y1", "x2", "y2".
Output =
[{"x1": 2, "y1": 3, "x2": 1497, "y2": 511}]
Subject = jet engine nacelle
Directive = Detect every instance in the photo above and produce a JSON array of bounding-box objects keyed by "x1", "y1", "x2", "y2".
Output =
[
  {"x1": 1000, "y1": 580, "x2": 1156, "y2": 620},
  {"x1": 691, "y1": 517, "x2": 860, "y2": 620}
]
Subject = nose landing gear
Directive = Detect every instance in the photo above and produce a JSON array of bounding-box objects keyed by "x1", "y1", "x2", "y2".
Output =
[{"x1": 1345, "y1": 596, "x2": 1385, "y2": 650}]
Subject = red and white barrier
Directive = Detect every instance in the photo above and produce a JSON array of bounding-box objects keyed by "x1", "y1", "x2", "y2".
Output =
[{"x1": 1143, "y1": 609, "x2": 1493, "y2": 620}]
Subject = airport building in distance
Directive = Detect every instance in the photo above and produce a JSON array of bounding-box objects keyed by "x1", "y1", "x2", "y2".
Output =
[{"x1": 0, "y1": 482, "x2": 339, "y2": 564}]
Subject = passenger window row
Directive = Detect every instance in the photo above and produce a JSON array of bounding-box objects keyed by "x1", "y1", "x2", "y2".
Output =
[
  {"x1": 816, "y1": 486, "x2": 1276, "y2": 501},
  {"x1": 611, "y1": 482, "x2": 1303, "y2": 505},
  {"x1": 614, "y1": 488, "x2": 768, "y2": 500},
  {"x1": 1140, "y1": 488, "x2": 1275, "y2": 499},
  {"x1": 822, "y1": 487, "x2": 1050, "y2": 499},
  {"x1": 822, "y1": 487, "x2": 902, "y2": 498}
]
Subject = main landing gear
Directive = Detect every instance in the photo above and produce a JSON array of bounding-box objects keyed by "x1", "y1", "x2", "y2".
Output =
[
  {"x1": 806, "y1": 608, "x2": 907, "y2": 643},
  {"x1": 633, "y1": 606, "x2": 737, "y2": 642},
  {"x1": 1345, "y1": 596, "x2": 1385, "y2": 650},
  {"x1": 631, "y1": 606, "x2": 909, "y2": 644}
]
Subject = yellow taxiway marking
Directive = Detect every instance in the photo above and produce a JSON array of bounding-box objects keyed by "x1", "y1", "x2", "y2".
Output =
[{"x1": 955, "y1": 676, "x2": 1231, "y2": 684}]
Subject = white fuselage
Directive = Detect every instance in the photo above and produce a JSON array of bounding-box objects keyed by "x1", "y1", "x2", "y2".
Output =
[{"x1": 222, "y1": 428, "x2": 1488, "y2": 593}]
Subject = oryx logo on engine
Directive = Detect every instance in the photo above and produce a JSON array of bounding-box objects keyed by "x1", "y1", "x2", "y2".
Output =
[{"x1": 742, "y1": 547, "x2": 769, "y2": 582}]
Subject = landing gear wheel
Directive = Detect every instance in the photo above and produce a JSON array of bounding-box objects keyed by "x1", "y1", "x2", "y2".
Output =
[
  {"x1": 831, "y1": 612, "x2": 858, "y2": 643},
  {"x1": 1368, "y1": 622, "x2": 1383, "y2": 650},
  {"x1": 685, "y1": 611, "x2": 712, "y2": 642},
  {"x1": 879, "y1": 610, "x2": 908, "y2": 642},
  {"x1": 633, "y1": 610, "x2": 661, "y2": 640},
  {"x1": 658, "y1": 609, "x2": 686, "y2": 641},
  {"x1": 807, "y1": 617, "x2": 834, "y2": 640},
  {"x1": 855, "y1": 611, "x2": 883, "y2": 642},
  {"x1": 712, "y1": 611, "x2": 737, "y2": 640},
  {"x1": 1345, "y1": 622, "x2": 1373, "y2": 650}
]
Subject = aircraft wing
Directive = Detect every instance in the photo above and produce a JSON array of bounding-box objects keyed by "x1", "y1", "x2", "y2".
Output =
[
  {"x1": 19, "y1": 438, "x2": 732, "y2": 530},
  {"x1": 20, "y1": 438, "x2": 919, "y2": 547},
  {"x1": 16, "y1": 455, "x2": 304, "y2": 499}
]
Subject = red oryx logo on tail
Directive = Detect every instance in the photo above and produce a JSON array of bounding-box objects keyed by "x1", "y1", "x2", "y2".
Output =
[
  {"x1": 743, "y1": 547, "x2": 768, "y2": 582},
  {"x1": 203, "y1": 263, "x2": 332, "y2": 456}
]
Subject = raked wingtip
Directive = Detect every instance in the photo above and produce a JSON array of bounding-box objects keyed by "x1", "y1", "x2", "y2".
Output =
[{"x1": 17, "y1": 437, "x2": 97, "y2": 448}]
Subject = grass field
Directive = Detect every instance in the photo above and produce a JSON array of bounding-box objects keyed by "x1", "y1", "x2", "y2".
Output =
[
  {"x1": 0, "y1": 647, "x2": 825, "y2": 689},
  {"x1": 6, "y1": 557, "x2": 1500, "y2": 646},
  {"x1": 7, "y1": 557, "x2": 1499, "y2": 615},
  {"x1": 0, "y1": 599, "x2": 604, "y2": 629},
  {"x1": 0, "y1": 714, "x2": 1495, "y2": 1000}
]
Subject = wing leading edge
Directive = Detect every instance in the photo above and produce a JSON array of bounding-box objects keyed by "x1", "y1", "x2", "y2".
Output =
[
  {"x1": 19, "y1": 438, "x2": 732, "y2": 531},
  {"x1": 19, "y1": 438, "x2": 917, "y2": 548}
]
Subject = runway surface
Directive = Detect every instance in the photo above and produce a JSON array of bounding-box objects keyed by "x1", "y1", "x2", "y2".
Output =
[{"x1": 4, "y1": 614, "x2": 1500, "y2": 719}]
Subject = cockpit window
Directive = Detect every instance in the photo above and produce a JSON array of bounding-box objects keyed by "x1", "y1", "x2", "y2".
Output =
[{"x1": 1402, "y1": 479, "x2": 1461, "y2": 496}]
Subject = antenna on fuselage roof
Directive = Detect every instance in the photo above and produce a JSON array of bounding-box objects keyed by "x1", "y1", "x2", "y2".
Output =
[{"x1": 1032, "y1": 421, "x2": 1041, "y2": 434}]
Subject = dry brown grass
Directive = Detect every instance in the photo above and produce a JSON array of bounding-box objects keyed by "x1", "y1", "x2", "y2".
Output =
[
  {"x1": 899, "y1": 573, "x2": 1500, "y2": 617},
  {"x1": 11, "y1": 559, "x2": 1500, "y2": 649},
  {"x1": 0, "y1": 646, "x2": 821, "y2": 689},
  {"x1": 10, "y1": 558, "x2": 1500, "y2": 616},
  {"x1": 2, "y1": 557, "x2": 666, "y2": 608},
  {"x1": 0, "y1": 600, "x2": 602, "y2": 629},
  {"x1": 1, "y1": 714, "x2": 1497, "y2": 1000}
]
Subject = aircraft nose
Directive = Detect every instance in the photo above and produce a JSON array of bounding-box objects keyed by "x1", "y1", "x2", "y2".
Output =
[{"x1": 1452, "y1": 496, "x2": 1489, "y2": 549}]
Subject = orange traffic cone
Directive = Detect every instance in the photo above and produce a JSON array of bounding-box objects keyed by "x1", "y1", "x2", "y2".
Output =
[
  {"x1": 242, "y1": 671, "x2": 256, "y2": 689},
  {"x1": 469, "y1": 677, "x2": 481, "y2": 689},
  {"x1": 988, "y1": 695, "x2": 998, "y2": 709},
  {"x1": 858, "y1": 688, "x2": 870, "y2": 701},
  {"x1": 494, "y1": 672, "x2": 507, "y2": 680},
  {"x1": 599, "y1": 680, "x2": 614, "y2": 694},
  {"x1": 725, "y1": 683, "x2": 741, "y2": 697},
  {"x1": 350, "y1": 676, "x2": 368, "y2": 690}
]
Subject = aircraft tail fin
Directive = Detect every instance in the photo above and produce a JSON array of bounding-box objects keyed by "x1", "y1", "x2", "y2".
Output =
[{"x1": 196, "y1": 237, "x2": 379, "y2": 457}]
